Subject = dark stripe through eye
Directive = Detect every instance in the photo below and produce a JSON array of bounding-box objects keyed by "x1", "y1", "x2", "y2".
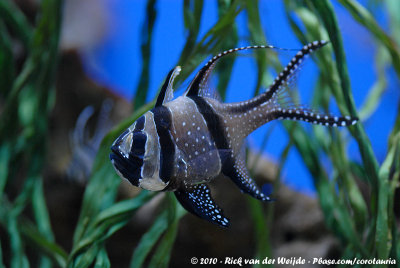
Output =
[
  {"x1": 134, "y1": 116, "x2": 145, "y2": 131},
  {"x1": 130, "y1": 132, "x2": 147, "y2": 158}
]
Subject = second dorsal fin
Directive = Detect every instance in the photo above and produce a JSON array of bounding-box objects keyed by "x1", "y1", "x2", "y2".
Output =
[
  {"x1": 155, "y1": 66, "x2": 181, "y2": 107},
  {"x1": 184, "y1": 45, "x2": 297, "y2": 98}
]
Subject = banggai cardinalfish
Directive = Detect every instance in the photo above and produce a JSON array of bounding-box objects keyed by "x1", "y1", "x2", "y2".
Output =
[{"x1": 110, "y1": 40, "x2": 358, "y2": 227}]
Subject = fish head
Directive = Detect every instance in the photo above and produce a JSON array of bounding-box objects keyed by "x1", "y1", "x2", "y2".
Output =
[{"x1": 110, "y1": 114, "x2": 168, "y2": 191}]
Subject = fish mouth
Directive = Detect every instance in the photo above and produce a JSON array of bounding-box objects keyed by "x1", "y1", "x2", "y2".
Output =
[
  {"x1": 110, "y1": 145, "x2": 121, "y2": 159},
  {"x1": 110, "y1": 145, "x2": 142, "y2": 187},
  {"x1": 109, "y1": 145, "x2": 124, "y2": 168}
]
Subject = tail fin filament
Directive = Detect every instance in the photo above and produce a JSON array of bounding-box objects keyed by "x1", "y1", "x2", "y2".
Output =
[{"x1": 272, "y1": 107, "x2": 358, "y2": 127}]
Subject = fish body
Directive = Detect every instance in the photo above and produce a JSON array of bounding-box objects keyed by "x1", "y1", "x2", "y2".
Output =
[{"x1": 110, "y1": 41, "x2": 358, "y2": 227}]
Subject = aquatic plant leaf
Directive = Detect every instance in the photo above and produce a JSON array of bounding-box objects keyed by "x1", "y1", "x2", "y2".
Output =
[
  {"x1": 72, "y1": 102, "x2": 154, "y2": 245},
  {"x1": 0, "y1": 22, "x2": 15, "y2": 97},
  {"x1": 69, "y1": 190, "x2": 155, "y2": 267},
  {"x1": 148, "y1": 193, "x2": 185, "y2": 268},
  {"x1": 133, "y1": 0, "x2": 157, "y2": 108},
  {"x1": 0, "y1": 0, "x2": 32, "y2": 45},
  {"x1": 94, "y1": 246, "x2": 111, "y2": 268},
  {"x1": 338, "y1": 0, "x2": 400, "y2": 78},
  {"x1": 130, "y1": 210, "x2": 169, "y2": 268}
]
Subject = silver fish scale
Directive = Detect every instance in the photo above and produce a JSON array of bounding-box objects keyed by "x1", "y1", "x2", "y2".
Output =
[{"x1": 165, "y1": 96, "x2": 221, "y2": 183}]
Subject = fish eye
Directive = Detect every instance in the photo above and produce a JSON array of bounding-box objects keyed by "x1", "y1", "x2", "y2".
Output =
[{"x1": 130, "y1": 132, "x2": 147, "y2": 158}]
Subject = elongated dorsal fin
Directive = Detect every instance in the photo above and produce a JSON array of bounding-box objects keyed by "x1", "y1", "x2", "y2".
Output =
[
  {"x1": 184, "y1": 45, "x2": 301, "y2": 97},
  {"x1": 155, "y1": 66, "x2": 181, "y2": 107}
]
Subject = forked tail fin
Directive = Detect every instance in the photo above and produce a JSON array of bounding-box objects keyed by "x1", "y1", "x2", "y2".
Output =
[{"x1": 264, "y1": 40, "x2": 359, "y2": 127}]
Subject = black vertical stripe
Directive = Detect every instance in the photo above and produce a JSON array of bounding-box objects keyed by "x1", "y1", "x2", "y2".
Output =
[
  {"x1": 134, "y1": 115, "x2": 145, "y2": 131},
  {"x1": 152, "y1": 106, "x2": 175, "y2": 183},
  {"x1": 130, "y1": 132, "x2": 147, "y2": 158},
  {"x1": 189, "y1": 97, "x2": 234, "y2": 180},
  {"x1": 109, "y1": 151, "x2": 143, "y2": 186},
  {"x1": 189, "y1": 96, "x2": 229, "y2": 150}
]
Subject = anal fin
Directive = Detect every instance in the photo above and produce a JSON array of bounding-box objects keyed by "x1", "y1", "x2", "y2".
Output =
[
  {"x1": 174, "y1": 184, "x2": 230, "y2": 227},
  {"x1": 222, "y1": 157, "x2": 272, "y2": 202}
]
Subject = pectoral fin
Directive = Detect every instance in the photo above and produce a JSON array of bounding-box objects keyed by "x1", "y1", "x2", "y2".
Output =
[{"x1": 174, "y1": 184, "x2": 230, "y2": 228}]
